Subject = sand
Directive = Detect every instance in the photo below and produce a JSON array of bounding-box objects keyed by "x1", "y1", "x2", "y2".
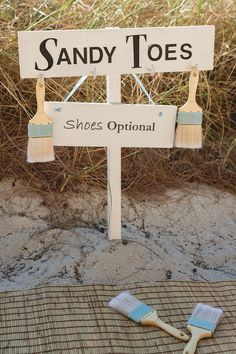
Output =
[{"x1": 0, "y1": 179, "x2": 235, "y2": 291}]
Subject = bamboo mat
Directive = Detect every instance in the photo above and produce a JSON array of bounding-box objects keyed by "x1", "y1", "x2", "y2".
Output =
[{"x1": 0, "y1": 282, "x2": 235, "y2": 354}]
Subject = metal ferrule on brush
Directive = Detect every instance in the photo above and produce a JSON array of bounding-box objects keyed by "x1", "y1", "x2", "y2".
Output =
[
  {"x1": 128, "y1": 304, "x2": 154, "y2": 323},
  {"x1": 28, "y1": 122, "x2": 53, "y2": 138},
  {"x1": 187, "y1": 317, "x2": 216, "y2": 332},
  {"x1": 177, "y1": 111, "x2": 203, "y2": 125}
]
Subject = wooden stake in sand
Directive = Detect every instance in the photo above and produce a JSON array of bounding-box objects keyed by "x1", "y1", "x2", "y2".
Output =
[{"x1": 106, "y1": 75, "x2": 122, "y2": 240}]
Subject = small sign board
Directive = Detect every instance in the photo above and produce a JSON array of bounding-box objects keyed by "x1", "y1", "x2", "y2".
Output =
[
  {"x1": 18, "y1": 26, "x2": 215, "y2": 78},
  {"x1": 44, "y1": 102, "x2": 177, "y2": 148}
]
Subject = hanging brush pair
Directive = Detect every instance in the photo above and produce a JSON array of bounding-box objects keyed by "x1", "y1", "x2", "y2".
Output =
[{"x1": 26, "y1": 67, "x2": 203, "y2": 163}]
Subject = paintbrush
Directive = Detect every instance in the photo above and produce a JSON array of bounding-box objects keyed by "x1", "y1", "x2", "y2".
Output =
[
  {"x1": 109, "y1": 291, "x2": 189, "y2": 341},
  {"x1": 183, "y1": 303, "x2": 224, "y2": 354},
  {"x1": 27, "y1": 76, "x2": 55, "y2": 163},
  {"x1": 174, "y1": 67, "x2": 202, "y2": 148}
]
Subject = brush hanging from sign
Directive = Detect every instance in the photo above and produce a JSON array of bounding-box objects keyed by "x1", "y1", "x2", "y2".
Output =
[
  {"x1": 174, "y1": 67, "x2": 203, "y2": 148},
  {"x1": 27, "y1": 76, "x2": 55, "y2": 163}
]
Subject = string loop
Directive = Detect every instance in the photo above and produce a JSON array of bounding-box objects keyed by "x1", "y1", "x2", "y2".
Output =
[
  {"x1": 64, "y1": 75, "x2": 88, "y2": 102},
  {"x1": 132, "y1": 74, "x2": 155, "y2": 104}
]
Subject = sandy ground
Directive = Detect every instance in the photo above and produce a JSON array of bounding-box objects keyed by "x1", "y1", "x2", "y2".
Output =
[{"x1": 0, "y1": 179, "x2": 235, "y2": 291}]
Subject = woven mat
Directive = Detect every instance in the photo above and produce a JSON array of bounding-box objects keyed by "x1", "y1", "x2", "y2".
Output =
[{"x1": 0, "y1": 282, "x2": 235, "y2": 354}]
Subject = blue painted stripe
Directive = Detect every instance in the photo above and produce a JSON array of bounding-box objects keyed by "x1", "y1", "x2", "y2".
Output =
[
  {"x1": 188, "y1": 318, "x2": 215, "y2": 332},
  {"x1": 28, "y1": 124, "x2": 53, "y2": 138},
  {"x1": 128, "y1": 304, "x2": 152, "y2": 323},
  {"x1": 178, "y1": 111, "x2": 203, "y2": 125}
]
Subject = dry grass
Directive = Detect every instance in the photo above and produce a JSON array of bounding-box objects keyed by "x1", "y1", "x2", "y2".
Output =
[{"x1": 0, "y1": 0, "x2": 235, "y2": 194}]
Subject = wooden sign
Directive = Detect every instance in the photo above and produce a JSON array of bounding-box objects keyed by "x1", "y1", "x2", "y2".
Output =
[
  {"x1": 44, "y1": 102, "x2": 177, "y2": 148},
  {"x1": 18, "y1": 26, "x2": 215, "y2": 78},
  {"x1": 19, "y1": 25, "x2": 215, "y2": 241}
]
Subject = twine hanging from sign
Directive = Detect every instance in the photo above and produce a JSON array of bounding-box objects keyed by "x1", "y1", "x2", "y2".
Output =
[
  {"x1": 64, "y1": 75, "x2": 88, "y2": 102},
  {"x1": 132, "y1": 74, "x2": 155, "y2": 104},
  {"x1": 63, "y1": 74, "x2": 154, "y2": 104}
]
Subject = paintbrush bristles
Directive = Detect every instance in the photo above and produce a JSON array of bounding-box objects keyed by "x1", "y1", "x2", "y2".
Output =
[
  {"x1": 174, "y1": 125, "x2": 202, "y2": 148},
  {"x1": 27, "y1": 137, "x2": 55, "y2": 163},
  {"x1": 109, "y1": 291, "x2": 143, "y2": 316},
  {"x1": 191, "y1": 303, "x2": 224, "y2": 326}
]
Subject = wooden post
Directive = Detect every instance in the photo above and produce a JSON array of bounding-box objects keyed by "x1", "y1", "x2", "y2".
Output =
[{"x1": 106, "y1": 74, "x2": 121, "y2": 240}]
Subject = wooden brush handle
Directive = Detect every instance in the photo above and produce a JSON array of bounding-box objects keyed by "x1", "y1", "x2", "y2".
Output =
[
  {"x1": 36, "y1": 77, "x2": 45, "y2": 114},
  {"x1": 155, "y1": 318, "x2": 190, "y2": 341},
  {"x1": 141, "y1": 312, "x2": 189, "y2": 342},
  {"x1": 183, "y1": 325, "x2": 212, "y2": 354},
  {"x1": 30, "y1": 77, "x2": 52, "y2": 124},
  {"x1": 187, "y1": 68, "x2": 199, "y2": 104},
  {"x1": 180, "y1": 68, "x2": 201, "y2": 111}
]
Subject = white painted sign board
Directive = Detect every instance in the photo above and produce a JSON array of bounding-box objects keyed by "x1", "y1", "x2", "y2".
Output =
[
  {"x1": 45, "y1": 102, "x2": 177, "y2": 148},
  {"x1": 18, "y1": 26, "x2": 215, "y2": 78}
]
